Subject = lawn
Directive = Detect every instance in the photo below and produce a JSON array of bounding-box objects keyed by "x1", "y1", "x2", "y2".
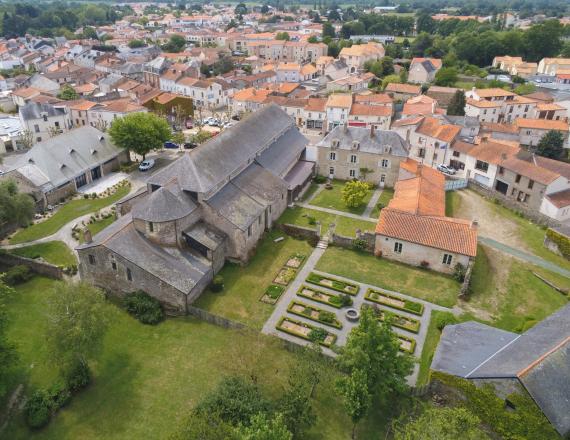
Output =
[
  {"x1": 299, "y1": 182, "x2": 321, "y2": 202},
  {"x1": 445, "y1": 191, "x2": 460, "y2": 217},
  {"x1": 10, "y1": 241, "x2": 76, "y2": 267},
  {"x1": 310, "y1": 179, "x2": 374, "y2": 215},
  {"x1": 316, "y1": 247, "x2": 460, "y2": 307},
  {"x1": 194, "y1": 230, "x2": 313, "y2": 329},
  {"x1": 370, "y1": 188, "x2": 395, "y2": 219},
  {"x1": 465, "y1": 245, "x2": 568, "y2": 333},
  {"x1": 4, "y1": 276, "x2": 398, "y2": 440},
  {"x1": 78, "y1": 216, "x2": 117, "y2": 244},
  {"x1": 278, "y1": 206, "x2": 376, "y2": 237},
  {"x1": 417, "y1": 310, "x2": 449, "y2": 386},
  {"x1": 10, "y1": 185, "x2": 130, "y2": 245}
]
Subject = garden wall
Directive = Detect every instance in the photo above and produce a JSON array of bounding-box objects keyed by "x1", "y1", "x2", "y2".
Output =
[
  {"x1": 331, "y1": 231, "x2": 375, "y2": 253},
  {"x1": 187, "y1": 305, "x2": 247, "y2": 330},
  {"x1": 276, "y1": 223, "x2": 320, "y2": 243},
  {"x1": 0, "y1": 252, "x2": 63, "y2": 279},
  {"x1": 467, "y1": 180, "x2": 560, "y2": 227}
]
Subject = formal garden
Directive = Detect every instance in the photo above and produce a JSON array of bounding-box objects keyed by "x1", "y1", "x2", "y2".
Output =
[{"x1": 260, "y1": 253, "x2": 306, "y2": 304}]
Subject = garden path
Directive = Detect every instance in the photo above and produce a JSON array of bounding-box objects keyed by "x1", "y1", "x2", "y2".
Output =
[{"x1": 362, "y1": 187, "x2": 383, "y2": 218}]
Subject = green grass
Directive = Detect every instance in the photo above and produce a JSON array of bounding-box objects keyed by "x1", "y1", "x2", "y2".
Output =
[
  {"x1": 10, "y1": 241, "x2": 76, "y2": 267},
  {"x1": 310, "y1": 180, "x2": 374, "y2": 216},
  {"x1": 10, "y1": 185, "x2": 130, "y2": 244},
  {"x1": 4, "y1": 276, "x2": 399, "y2": 439},
  {"x1": 278, "y1": 206, "x2": 376, "y2": 237},
  {"x1": 370, "y1": 188, "x2": 395, "y2": 219},
  {"x1": 316, "y1": 247, "x2": 460, "y2": 307},
  {"x1": 445, "y1": 191, "x2": 460, "y2": 217},
  {"x1": 194, "y1": 231, "x2": 312, "y2": 329},
  {"x1": 467, "y1": 245, "x2": 568, "y2": 332},
  {"x1": 78, "y1": 216, "x2": 116, "y2": 244},
  {"x1": 300, "y1": 182, "x2": 321, "y2": 202},
  {"x1": 417, "y1": 310, "x2": 449, "y2": 386}
]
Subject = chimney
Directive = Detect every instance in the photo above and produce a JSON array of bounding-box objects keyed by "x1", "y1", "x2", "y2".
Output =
[
  {"x1": 83, "y1": 228, "x2": 92, "y2": 244},
  {"x1": 471, "y1": 219, "x2": 479, "y2": 230},
  {"x1": 370, "y1": 124, "x2": 375, "y2": 138}
]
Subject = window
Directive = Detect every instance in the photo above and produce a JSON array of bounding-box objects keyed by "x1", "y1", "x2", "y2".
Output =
[
  {"x1": 54, "y1": 121, "x2": 60, "y2": 128},
  {"x1": 418, "y1": 148, "x2": 425, "y2": 158},
  {"x1": 111, "y1": 261, "x2": 117, "y2": 271},
  {"x1": 127, "y1": 268, "x2": 132, "y2": 281},
  {"x1": 329, "y1": 167, "x2": 335, "y2": 176},
  {"x1": 247, "y1": 225, "x2": 252, "y2": 237},
  {"x1": 442, "y1": 254, "x2": 452, "y2": 265},
  {"x1": 34, "y1": 124, "x2": 39, "y2": 133},
  {"x1": 329, "y1": 152, "x2": 336, "y2": 160},
  {"x1": 349, "y1": 169, "x2": 356, "y2": 178},
  {"x1": 452, "y1": 151, "x2": 460, "y2": 157},
  {"x1": 475, "y1": 160, "x2": 489, "y2": 172},
  {"x1": 528, "y1": 179, "x2": 534, "y2": 190},
  {"x1": 350, "y1": 154, "x2": 357, "y2": 163},
  {"x1": 42, "y1": 115, "x2": 47, "y2": 122},
  {"x1": 149, "y1": 222, "x2": 154, "y2": 232},
  {"x1": 394, "y1": 242, "x2": 402, "y2": 254},
  {"x1": 380, "y1": 174, "x2": 386, "y2": 183},
  {"x1": 515, "y1": 174, "x2": 521, "y2": 183},
  {"x1": 381, "y1": 159, "x2": 389, "y2": 168},
  {"x1": 88, "y1": 254, "x2": 96, "y2": 265}
]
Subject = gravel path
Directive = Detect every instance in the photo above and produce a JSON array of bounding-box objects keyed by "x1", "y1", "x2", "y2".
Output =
[{"x1": 362, "y1": 187, "x2": 383, "y2": 218}]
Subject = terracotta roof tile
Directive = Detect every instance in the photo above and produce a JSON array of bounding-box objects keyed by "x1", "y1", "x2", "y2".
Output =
[{"x1": 515, "y1": 118, "x2": 569, "y2": 131}]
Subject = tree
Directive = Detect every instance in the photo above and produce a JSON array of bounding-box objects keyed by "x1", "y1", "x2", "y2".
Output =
[
  {"x1": 173, "y1": 411, "x2": 237, "y2": 440},
  {"x1": 307, "y1": 36, "x2": 318, "y2": 44},
  {"x1": 0, "y1": 276, "x2": 17, "y2": 399},
  {"x1": 239, "y1": 413, "x2": 292, "y2": 440},
  {"x1": 171, "y1": 131, "x2": 185, "y2": 146},
  {"x1": 434, "y1": 67, "x2": 458, "y2": 87},
  {"x1": 234, "y1": 3, "x2": 247, "y2": 15},
  {"x1": 447, "y1": 90, "x2": 466, "y2": 116},
  {"x1": 162, "y1": 34, "x2": 186, "y2": 53},
  {"x1": 260, "y1": 4, "x2": 269, "y2": 14},
  {"x1": 341, "y1": 180, "x2": 369, "y2": 208},
  {"x1": 381, "y1": 74, "x2": 401, "y2": 90},
  {"x1": 82, "y1": 26, "x2": 98, "y2": 40},
  {"x1": 57, "y1": 84, "x2": 79, "y2": 101},
  {"x1": 128, "y1": 39, "x2": 145, "y2": 49},
  {"x1": 276, "y1": 32, "x2": 290, "y2": 41},
  {"x1": 322, "y1": 21, "x2": 335, "y2": 38},
  {"x1": 19, "y1": 129, "x2": 34, "y2": 149},
  {"x1": 514, "y1": 83, "x2": 536, "y2": 95},
  {"x1": 0, "y1": 180, "x2": 35, "y2": 227},
  {"x1": 46, "y1": 282, "x2": 109, "y2": 373},
  {"x1": 393, "y1": 407, "x2": 487, "y2": 440},
  {"x1": 336, "y1": 368, "x2": 371, "y2": 439},
  {"x1": 536, "y1": 130, "x2": 565, "y2": 160},
  {"x1": 109, "y1": 112, "x2": 171, "y2": 160}
]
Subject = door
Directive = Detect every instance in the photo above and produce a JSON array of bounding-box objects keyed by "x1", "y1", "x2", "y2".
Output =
[{"x1": 91, "y1": 166, "x2": 102, "y2": 181}]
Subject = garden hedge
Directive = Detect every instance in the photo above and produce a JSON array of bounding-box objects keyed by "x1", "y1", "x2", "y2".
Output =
[
  {"x1": 365, "y1": 288, "x2": 424, "y2": 316},
  {"x1": 306, "y1": 273, "x2": 359, "y2": 295},
  {"x1": 276, "y1": 316, "x2": 337, "y2": 347},
  {"x1": 287, "y1": 300, "x2": 342, "y2": 329}
]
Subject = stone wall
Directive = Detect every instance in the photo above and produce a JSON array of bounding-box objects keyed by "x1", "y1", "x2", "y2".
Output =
[
  {"x1": 468, "y1": 180, "x2": 561, "y2": 227},
  {"x1": 187, "y1": 306, "x2": 246, "y2": 330},
  {"x1": 0, "y1": 252, "x2": 63, "y2": 279},
  {"x1": 276, "y1": 223, "x2": 320, "y2": 244},
  {"x1": 331, "y1": 231, "x2": 375, "y2": 252},
  {"x1": 459, "y1": 258, "x2": 475, "y2": 299}
]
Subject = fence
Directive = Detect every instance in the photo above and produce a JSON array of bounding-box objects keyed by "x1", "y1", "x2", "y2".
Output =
[
  {"x1": 445, "y1": 178, "x2": 468, "y2": 191},
  {"x1": 187, "y1": 305, "x2": 247, "y2": 330},
  {"x1": 0, "y1": 252, "x2": 63, "y2": 279}
]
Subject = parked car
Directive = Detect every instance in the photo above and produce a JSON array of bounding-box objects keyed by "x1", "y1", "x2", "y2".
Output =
[
  {"x1": 138, "y1": 159, "x2": 156, "y2": 172},
  {"x1": 184, "y1": 142, "x2": 198, "y2": 149},
  {"x1": 163, "y1": 141, "x2": 179, "y2": 149},
  {"x1": 437, "y1": 164, "x2": 456, "y2": 175},
  {"x1": 223, "y1": 122, "x2": 235, "y2": 129},
  {"x1": 231, "y1": 114, "x2": 241, "y2": 121},
  {"x1": 185, "y1": 119, "x2": 194, "y2": 129}
]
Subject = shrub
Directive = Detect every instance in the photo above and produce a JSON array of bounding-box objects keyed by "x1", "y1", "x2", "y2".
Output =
[
  {"x1": 124, "y1": 291, "x2": 164, "y2": 325},
  {"x1": 65, "y1": 360, "x2": 91, "y2": 392},
  {"x1": 453, "y1": 263, "x2": 467, "y2": 282},
  {"x1": 319, "y1": 310, "x2": 335, "y2": 323},
  {"x1": 83, "y1": 194, "x2": 89, "y2": 199},
  {"x1": 47, "y1": 381, "x2": 71, "y2": 409},
  {"x1": 419, "y1": 260, "x2": 430, "y2": 269},
  {"x1": 313, "y1": 175, "x2": 327, "y2": 184},
  {"x1": 307, "y1": 216, "x2": 317, "y2": 225},
  {"x1": 210, "y1": 275, "x2": 224, "y2": 292},
  {"x1": 24, "y1": 390, "x2": 52, "y2": 429},
  {"x1": 353, "y1": 238, "x2": 367, "y2": 251},
  {"x1": 340, "y1": 294, "x2": 353, "y2": 307},
  {"x1": 4, "y1": 265, "x2": 33, "y2": 285},
  {"x1": 302, "y1": 307, "x2": 312, "y2": 316},
  {"x1": 308, "y1": 327, "x2": 328, "y2": 343},
  {"x1": 435, "y1": 311, "x2": 457, "y2": 331}
]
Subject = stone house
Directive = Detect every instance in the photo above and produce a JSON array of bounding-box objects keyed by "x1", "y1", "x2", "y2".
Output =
[
  {"x1": 515, "y1": 118, "x2": 569, "y2": 148},
  {"x1": 384, "y1": 83, "x2": 421, "y2": 101},
  {"x1": 77, "y1": 105, "x2": 314, "y2": 314},
  {"x1": 408, "y1": 58, "x2": 442, "y2": 84},
  {"x1": 339, "y1": 42, "x2": 385, "y2": 73},
  {"x1": 18, "y1": 101, "x2": 71, "y2": 144},
  {"x1": 0, "y1": 126, "x2": 129, "y2": 209},
  {"x1": 315, "y1": 125, "x2": 408, "y2": 186},
  {"x1": 375, "y1": 159, "x2": 478, "y2": 274}
]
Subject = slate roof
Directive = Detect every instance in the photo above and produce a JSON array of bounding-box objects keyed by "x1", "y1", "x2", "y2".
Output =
[
  {"x1": 317, "y1": 126, "x2": 409, "y2": 157},
  {"x1": 131, "y1": 184, "x2": 197, "y2": 222},
  {"x1": 256, "y1": 126, "x2": 308, "y2": 177},
  {"x1": 206, "y1": 182, "x2": 264, "y2": 231},
  {"x1": 19, "y1": 101, "x2": 66, "y2": 121}
]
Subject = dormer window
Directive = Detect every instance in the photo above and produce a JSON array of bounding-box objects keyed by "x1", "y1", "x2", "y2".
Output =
[
  {"x1": 91, "y1": 149, "x2": 97, "y2": 155},
  {"x1": 69, "y1": 148, "x2": 75, "y2": 154},
  {"x1": 331, "y1": 139, "x2": 339, "y2": 149},
  {"x1": 352, "y1": 141, "x2": 360, "y2": 150}
]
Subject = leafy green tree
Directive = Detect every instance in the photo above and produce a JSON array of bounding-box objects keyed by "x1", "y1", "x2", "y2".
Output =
[
  {"x1": 307, "y1": 36, "x2": 318, "y2": 44},
  {"x1": 514, "y1": 83, "x2": 536, "y2": 95},
  {"x1": 46, "y1": 282, "x2": 109, "y2": 373},
  {"x1": 322, "y1": 21, "x2": 335, "y2": 38},
  {"x1": 109, "y1": 112, "x2": 171, "y2": 160},
  {"x1": 261, "y1": 4, "x2": 269, "y2": 14},
  {"x1": 393, "y1": 407, "x2": 487, "y2": 440},
  {"x1": 435, "y1": 67, "x2": 458, "y2": 87},
  {"x1": 162, "y1": 34, "x2": 186, "y2": 53},
  {"x1": 447, "y1": 90, "x2": 466, "y2": 116},
  {"x1": 172, "y1": 411, "x2": 238, "y2": 440},
  {"x1": 0, "y1": 180, "x2": 35, "y2": 227},
  {"x1": 536, "y1": 130, "x2": 565, "y2": 160},
  {"x1": 239, "y1": 413, "x2": 292, "y2": 440},
  {"x1": 0, "y1": 276, "x2": 17, "y2": 399},
  {"x1": 171, "y1": 131, "x2": 186, "y2": 146},
  {"x1": 234, "y1": 3, "x2": 248, "y2": 15},
  {"x1": 336, "y1": 368, "x2": 371, "y2": 439},
  {"x1": 128, "y1": 39, "x2": 145, "y2": 49},
  {"x1": 341, "y1": 180, "x2": 369, "y2": 208},
  {"x1": 523, "y1": 19, "x2": 564, "y2": 61},
  {"x1": 57, "y1": 84, "x2": 79, "y2": 101},
  {"x1": 81, "y1": 26, "x2": 98, "y2": 40},
  {"x1": 276, "y1": 32, "x2": 290, "y2": 41}
]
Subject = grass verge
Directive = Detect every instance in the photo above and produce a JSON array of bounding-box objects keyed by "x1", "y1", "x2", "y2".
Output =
[{"x1": 10, "y1": 241, "x2": 76, "y2": 267}]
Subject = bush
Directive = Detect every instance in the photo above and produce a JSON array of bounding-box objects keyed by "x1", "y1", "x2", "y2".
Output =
[
  {"x1": 319, "y1": 310, "x2": 335, "y2": 323},
  {"x1": 124, "y1": 291, "x2": 164, "y2": 325},
  {"x1": 210, "y1": 275, "x2": 224, "y2": 292},
  {"x1": 313, "y1": 175, "x2": 327, "y2": 184},
  {"x1": 308, "y1": 327, "x2": 328, "y2": 343},
  {"x1": 65, "y1": 360, "x2": 91, "y2": 392},
  {"x1": 4, "y1": 265, "x2": 33, "y2": 285},
  {"x1": 453, "y1": 263, "x2": 467, "y2": 282},
  {"x1": 435, "y1": 311, "x2": 457, "y2": 331},
  {"x1": 340, "y1": 294, "x2": 353, "y2": 307},
  {"x1": 25, "y1": 390, "x2": 52, "y2": 429},
  {"x1": 419, "y1": 260, "x2": 430, "y2": 269},
  {"x1": 307, "y1": 216, "x2": 317, "y2": 225},
  {"x1": 353, "y1": 238, "x2": 367, "y2": 251},
  {"x1": 47, "y1": 381, "x2": 71, "y2": 409}
]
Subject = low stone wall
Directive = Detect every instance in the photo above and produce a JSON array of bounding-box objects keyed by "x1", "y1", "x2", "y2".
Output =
[
  {"x1": 331, "y1": 231, "x2": 375, "y2": 253},
  {"x1": 0, "y1": 252, "x2": 63, "y2": 279},
  {"x1": 468, "y1": 180, "x2": 560, "y2": 228},
  {"x1": 276, "y1": 223, "x2": 320, "y2": 243},
  {"x1": 187, "y1": 305, "x2": 246, "y2": 330}
]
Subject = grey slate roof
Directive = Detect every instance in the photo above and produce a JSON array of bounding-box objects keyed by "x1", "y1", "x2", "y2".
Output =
[
  {"x1": 19, "y1": 102, "x2": 66, "y2": 121},
  {"x1": 232, "y1": 163, "x2": 288, "y2": 206},
  {"x1": 131, "y1": 184, "x2": 196, "y2": 222},
  {"x1": 443, "y1": 115, "x2": 480, "y2": 129},
  {"x1": 255, "y1": 126, "x2": 308, "y2": 178},
  {"x1": 431, "y1": 322, "x2": 518, "y2": 377},
  {"x1": 183, "y1": 222, "x2": 225, "y2": 251},
  {"x1": 318, "y1": 126, "x2": 409, "y2": 157},
  {"x1": 206, "y1": 182, "x2": 264, "y2": 231},
  {"x1": 148, "y1": 104, "x2": 298, "y2": 194},
  {"x1": 11, "y1": 127, "x2": 121, "y2": 191}
]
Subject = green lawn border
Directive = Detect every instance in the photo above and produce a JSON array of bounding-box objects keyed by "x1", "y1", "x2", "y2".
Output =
[
  {"x1": 398, "y1": 334, "x2": 416, "y2": 354},
  {"x1": 365, "y1": 288, "x2": 424, "y2": 316},
  {"x1": 259, "y1": 284, "x2": 285, "y2": 305},
  {"x1": 297, "y1": 285, "x2": 345, "y2": 309},
  {"x1": 378, "y1": 309, "x2": 421, "y2": 334},
  {"x1": 288, "y1": 300, "x2": 343, "y2": 329},
  {"x1": 306, "y1": 272, "x2": 359, "y2": 295},
  {"x1": 276, "y1": 316, "x2": 337, "y2": 347}
]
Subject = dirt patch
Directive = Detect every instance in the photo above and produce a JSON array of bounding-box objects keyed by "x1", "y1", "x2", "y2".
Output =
[{"x1": 453, "y1": 190, "x2": 530, "y2": 252}]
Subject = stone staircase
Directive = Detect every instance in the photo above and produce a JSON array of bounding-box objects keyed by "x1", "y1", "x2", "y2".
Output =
[{"x1": 317, "y1": 235, "x2": 329, "y2": 249}]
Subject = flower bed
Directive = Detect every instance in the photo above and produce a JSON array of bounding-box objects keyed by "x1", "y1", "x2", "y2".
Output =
[
  {"x1": 287, "y1": 301, "x2": 342, "y2": 329},
  {"x1": 306, "y1": 273, "x2": 359, "y2": 295},
  {"x1": 377, "y1": 309, "x2": 420, "y2": 334},
  {"x1": 276, "y1": 316, "x2": 337, "y2": 347},
  {"x1": 285, "y1": 253, "x2": 306, "y2": 269},
  {"x1": 274, "y1": 267, "x2": 297, "y2": 286},
  {"x1": 365, "y1": 288, "x2": 424, "y2": 316},
  {"x1": 260, "y1": 284, "x2": 285, "y2": 304},
  {"x1": 297, "y1": 285, "x2": 352, "y2": 309},
  {"x1": 397, "y1": 334, "x2": 416, "y2": 354}
]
